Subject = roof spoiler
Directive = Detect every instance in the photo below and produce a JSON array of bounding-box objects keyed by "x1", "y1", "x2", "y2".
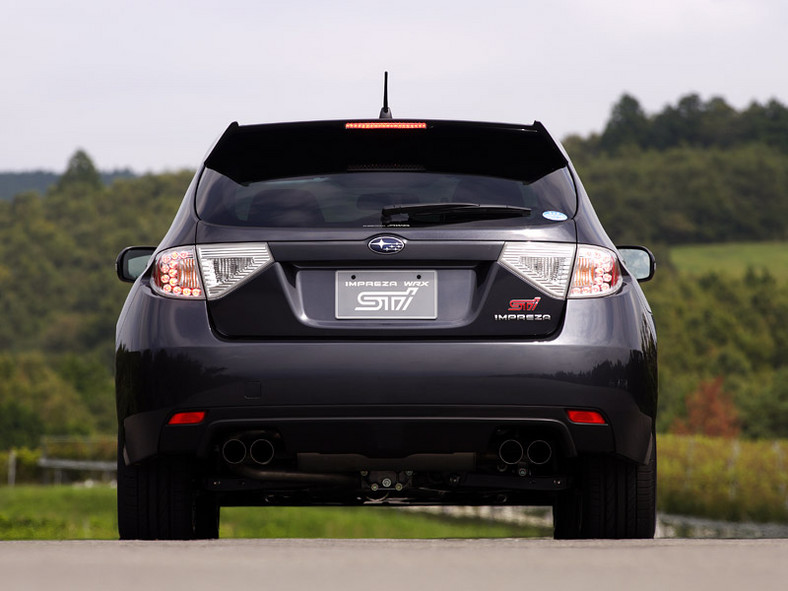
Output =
[{"x1": 204, "y1": 119, "x2": 568, "y2": 185}]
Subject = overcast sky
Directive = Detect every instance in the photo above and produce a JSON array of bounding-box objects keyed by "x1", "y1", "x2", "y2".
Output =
[{"x1": 2, "y1": 0, "x2": 786, "y2": 172}]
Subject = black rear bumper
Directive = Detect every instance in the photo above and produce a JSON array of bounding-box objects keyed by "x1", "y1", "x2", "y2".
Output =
[
  {"x1": 117, "y1": 286, "x2": 657, "y2": 467},
  {"x1": 124, "y1": 398, "x2": 653, "y2": 466}
]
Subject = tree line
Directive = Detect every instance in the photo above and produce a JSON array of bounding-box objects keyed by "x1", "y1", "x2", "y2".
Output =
[
  {"x1": 568, "y1": 93, "x2": 788, "y2": 155},
  {"x1": 0, "y1": 152, "x2": 191, "y2": 448},
  {"x1": 0, "y1": 167, "x2": 135, "y2": 201},
  {"x1": 564, "y1": 94, "x2": 788, "y2": 246}
]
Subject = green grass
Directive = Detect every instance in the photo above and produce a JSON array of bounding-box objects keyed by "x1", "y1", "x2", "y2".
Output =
[
  {"x1": 0, "y1": 485, "x2": 547, "y2": 540},
  {"x1": 6, "y1": 433, "x2": 788, "y2": 539},
  {"x1": 658, "y1": 434, "x2": 788, "y2": 523},
  {"x1": 220, "y1": 506, "x2": 544, "y2": 539},
  {"x1": 670, "y1": 241, "x2": 788, "y2": 281},
  {"x1": 0, "y1": 485, "x2": 117, "y2": 539}
]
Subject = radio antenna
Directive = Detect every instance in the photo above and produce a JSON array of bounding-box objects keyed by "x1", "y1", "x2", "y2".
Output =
[{"x1": 379, "y1": 71, "x2": 392, "y2": 119}]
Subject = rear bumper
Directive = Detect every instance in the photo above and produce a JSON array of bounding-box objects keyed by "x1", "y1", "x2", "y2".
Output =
[
  {"x1": 124, "y1": 400, "x2": 650, "y2": 467},
  {"x1": 117, "y1": 284, "x2": 657, "y2": 467}
]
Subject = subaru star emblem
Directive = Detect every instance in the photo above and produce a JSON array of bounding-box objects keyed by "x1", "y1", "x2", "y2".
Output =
[{"x1": 368, "y1": 236, "x2": 405, "y2": 254}]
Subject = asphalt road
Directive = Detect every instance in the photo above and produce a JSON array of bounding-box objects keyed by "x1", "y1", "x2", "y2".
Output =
[{"x1": 2, "y1": 538, "x2": 786, "y2": 591}]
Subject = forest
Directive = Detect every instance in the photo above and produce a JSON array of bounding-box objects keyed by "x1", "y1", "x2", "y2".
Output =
[{"x1": 1, "y1": 93, "x2": 787, "y2": 449}]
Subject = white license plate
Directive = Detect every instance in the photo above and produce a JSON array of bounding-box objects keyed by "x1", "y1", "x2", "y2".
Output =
[{"x1": 335, "y1": 270, "x2": 437, "y2": 319}]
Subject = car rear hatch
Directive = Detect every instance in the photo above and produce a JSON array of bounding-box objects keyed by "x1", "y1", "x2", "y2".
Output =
[{"x1": 194, "y1": 119, "x2": 579, "y2": 339}]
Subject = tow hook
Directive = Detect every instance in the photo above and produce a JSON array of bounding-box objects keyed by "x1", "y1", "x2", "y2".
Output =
[{"x1": 361, "y1": 470, "x2": 413, "y2": 492}]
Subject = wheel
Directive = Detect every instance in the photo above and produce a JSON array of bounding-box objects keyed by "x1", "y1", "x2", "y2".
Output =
[
  {"x1": 553, "y1": 440, "x2": 656, "y2": 539},
  {"x1": 117, "y1": 442, "x2": 219, "y2": 540}
]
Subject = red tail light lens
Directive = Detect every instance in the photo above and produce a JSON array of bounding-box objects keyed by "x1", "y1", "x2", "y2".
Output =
[
  {"x1": 567, "y1": 410, "x2": 607, "y2": 424},
  {"x1": 168, "y1": 411, "x2": 206, "y2": 425},
  {"x1": 568, "y1": 246, "x2": 622, "y2": 298},
  {"x1": 152, "y1": 247, "x2": 204, "y2": 298}
]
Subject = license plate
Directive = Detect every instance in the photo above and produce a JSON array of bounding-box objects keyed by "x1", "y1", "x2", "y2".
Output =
[{"x1": 335, "y1": 270, "x2": 437, "y2": 319}]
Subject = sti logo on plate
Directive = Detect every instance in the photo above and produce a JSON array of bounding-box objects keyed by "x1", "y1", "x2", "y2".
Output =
[
  {"x1": 355, "y1": 286, "x2": 419, "y2": 312},
  {"x1": 368, "y1": 236, "x2": 405, "y2": 254}
]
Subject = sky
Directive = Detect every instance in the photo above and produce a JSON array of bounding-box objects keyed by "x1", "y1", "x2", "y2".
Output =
[{"x1": 2, "y1": 0, "x2": 786, "y2": 173}]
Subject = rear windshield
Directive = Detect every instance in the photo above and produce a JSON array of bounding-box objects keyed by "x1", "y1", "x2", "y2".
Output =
[{"x1": 196, "y1": 168, "x2": 577, "y2": 228}]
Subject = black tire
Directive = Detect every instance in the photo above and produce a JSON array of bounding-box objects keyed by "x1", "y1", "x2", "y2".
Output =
[
  {"x1": 117, "y1": 445, "x2": 219, "y2": 540},
  {"x1": 554, "y1": 441, "x2": 656, "y2": 539},
  {"x1": 194, "y1": 492, "x2": 220, "y2": 540}
]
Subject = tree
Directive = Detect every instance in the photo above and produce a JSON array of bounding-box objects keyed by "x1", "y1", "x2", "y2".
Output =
[
  {"x1": 738, "y1": 367, "x2": 788, "y2": 439},
  {"x1": 55, "y1": 149, "x2": 102, "y2": 192},
  {"x1": 599, "y1": 94, "x2": 649, "y2": 152},
  {"x1": 670, "y1": 377, "x2": 741, "y2": 438}
]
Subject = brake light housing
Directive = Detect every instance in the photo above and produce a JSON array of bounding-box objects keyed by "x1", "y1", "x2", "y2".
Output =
[
  {"x1": 498, "y1": 242, "x2": 576, "y2": 299},
  {"x1": 197, "y1": 243, "x2": 273, "y2": 299},
  {"x1": 345, "y1": 121, "x2": 427, "y2": 130},
  {"x1": 569, "y1": 246, "x2": 622, "y2": 298},
  {"x1": 151, "y1": 243, "x2": 274, "y2": 300},
  {"x1": 151, "y1": 248, "x2": 203, "y2": 298},
  {"x1": 499, "y1": 242, "x2": 623, "y2": 299}
]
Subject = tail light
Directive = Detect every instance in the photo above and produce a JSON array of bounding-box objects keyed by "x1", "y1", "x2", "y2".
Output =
[
  {"x1": 569, "y1": 246, "x2": 622, "y2": 298},
  {"x1": 151, "y1": 248, "x2": 203, "y2": 298},
  {"x1": 499, "y1": 242, "x2": 622, "y2": 299},
  {"x1": 151, "y1": 243, "x2": 274, "y2": 300},
  {"x1": 498, "y1": 242, "x2": 576, "y2": 299},
  {"x1": 197, "y1": 243, "x2": 273, "y2": 299}
]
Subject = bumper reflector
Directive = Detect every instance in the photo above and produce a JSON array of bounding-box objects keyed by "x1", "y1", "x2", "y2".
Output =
[
  {"x1": 566, "y1": 410, "x2": 606, "y2": 425},
  {"x1": 168, "y1": 411, "x2": 206, "y2": 425}
]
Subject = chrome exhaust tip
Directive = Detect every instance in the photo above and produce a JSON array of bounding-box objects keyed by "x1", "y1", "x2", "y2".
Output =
[
  {"x1": 526, "y1": 440, "x2": 552, "y2": 465},
  {"x1": 221, "y1": 438, "x2": 247, "y2": 465},
  {"x1": 498, "y1": 439, "x2": 524, "y2": 465},
  {"x1": 249, "y1": 438, "x2": 276, "y2": 465}
]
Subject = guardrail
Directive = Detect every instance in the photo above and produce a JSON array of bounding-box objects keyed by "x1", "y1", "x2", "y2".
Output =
[{"x1": 35, "y1": 436, "x2": 116, "y2": 485}]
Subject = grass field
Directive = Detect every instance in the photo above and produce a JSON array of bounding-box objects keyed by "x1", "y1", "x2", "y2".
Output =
[
  {"x1": 670, "y1": 241, "x2": 788, "y2": 281},
  {"x1": 0, "y1": 485, "x2": 548, "y2": 540}
]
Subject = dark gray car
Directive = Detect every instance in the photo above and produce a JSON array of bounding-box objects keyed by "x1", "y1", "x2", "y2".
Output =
[{"x1": 116, "y1": 117, "x2": 657, "y2": 539}]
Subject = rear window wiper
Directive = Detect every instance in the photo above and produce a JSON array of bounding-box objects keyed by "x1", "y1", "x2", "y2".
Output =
[{"x1": 381, "y1": 202, "x2": 531, "y2": 226}]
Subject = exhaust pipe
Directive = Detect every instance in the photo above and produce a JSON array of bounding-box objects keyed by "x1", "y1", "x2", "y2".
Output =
[
  {"x1": 249, "y1": 438, "x2": 275, "y2": 465},
  {"x1": 526, "y1": 440, "x2": 552, "y2": 465},
  {"x1": 498, "y1": 439, "x2": 524, "y2": 465},
  {"x1": 222, "y1": 438, "x2": 247, "y2": 465}
]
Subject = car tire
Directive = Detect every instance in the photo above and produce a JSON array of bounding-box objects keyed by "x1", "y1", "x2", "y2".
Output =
[
  {"x1": 117, "y1": 443, "x2": 219, "y2": 540},
  {"x1": 553, "y1": 440, "x2": 656, "y2": 539}
]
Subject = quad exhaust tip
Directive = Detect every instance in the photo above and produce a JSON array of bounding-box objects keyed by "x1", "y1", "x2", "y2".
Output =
[
  {"x1": 498, "y1": 439, "x2": 524, "y2": 465},
  {"x1": 249, "y1": 438, "x2": 275, "y2": 465},
  {"x1": 526, "y1": 440, "x2": 552, "y2": 465},
  {"x1": 222, "y1": 438, "x2": 247, "y2": 465}
]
